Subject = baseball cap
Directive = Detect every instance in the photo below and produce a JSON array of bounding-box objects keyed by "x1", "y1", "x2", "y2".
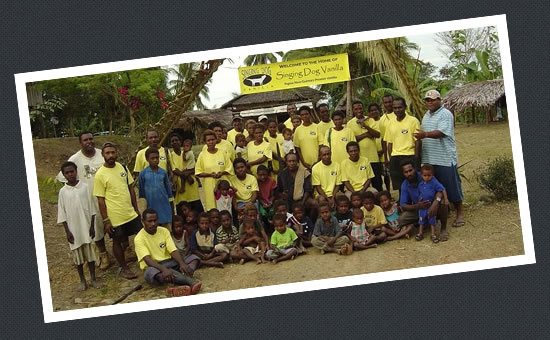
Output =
[
  {"x1": 424, "y1": 90, "x2": 441, "y2": 100},
  {"x1": 231, "y1": 115, "x2": 243, "y2": 122},
  {"x1": 258, "y1": 115, "x2": 268, "y2": 122}
]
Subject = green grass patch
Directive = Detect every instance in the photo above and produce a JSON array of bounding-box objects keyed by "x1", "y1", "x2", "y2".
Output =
[{"x1": 38, "y1": 176, "x2": 62, "y2": 204}]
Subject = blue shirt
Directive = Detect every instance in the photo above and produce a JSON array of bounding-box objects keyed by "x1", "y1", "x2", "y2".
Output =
[
  {"x1": 400, "y1": 172, "x2": 445, "y2": 206},
  {"x1": 138, "y1": 166, "x2": 173, "y2": 224},
  {"x1": 421, "y1": 106, "x2": 458, "y2": 166}
]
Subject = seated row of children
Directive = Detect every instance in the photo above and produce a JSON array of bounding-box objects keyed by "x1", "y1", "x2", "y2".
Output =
[{"x1": 171, "y1": 188, "x2": 419, "y2": 266}]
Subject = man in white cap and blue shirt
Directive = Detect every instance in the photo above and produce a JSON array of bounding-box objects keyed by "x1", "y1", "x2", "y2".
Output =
[{"x1": 414, "y1": 90, "x2": 465, "y2": 241}]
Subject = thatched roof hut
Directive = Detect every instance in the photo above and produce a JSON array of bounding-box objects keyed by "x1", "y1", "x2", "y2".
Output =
[
  {"x1": 443, "y1": 79, "x2": 505, "y2": 112},
  {"x1": 171, "y1": 108, "x2": 233, "y2": 142}
]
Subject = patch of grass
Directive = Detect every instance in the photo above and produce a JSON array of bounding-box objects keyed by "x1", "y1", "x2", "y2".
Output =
[{"x1": 38, "y1": 176, "x2": 62, "y2": 204}]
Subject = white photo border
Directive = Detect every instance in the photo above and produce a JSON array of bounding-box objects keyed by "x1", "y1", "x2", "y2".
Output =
[{"x1": 14, "y1": 14, "x2": 535, "y2": 323}]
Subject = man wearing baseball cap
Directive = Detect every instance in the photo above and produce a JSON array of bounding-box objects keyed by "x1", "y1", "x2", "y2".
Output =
[
  {"x1": 414, "y1": 90, "x2": 465, "y2": 241},
  {"x1": 227, "y1": 114, "x2": 248, "y2": 146}
]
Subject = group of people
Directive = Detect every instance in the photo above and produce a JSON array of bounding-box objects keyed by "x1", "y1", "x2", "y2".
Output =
[{"x1": 56, "y1": 89, "x2": 465, "y2": 297}]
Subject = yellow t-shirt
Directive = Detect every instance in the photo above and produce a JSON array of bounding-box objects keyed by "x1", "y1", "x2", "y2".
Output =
[
  {"x1": 195, "y1": 148, "x2": 234, "y2": 210},
  {"x1": 169, "y1": 149, "x2": 200, "y2": 203},
  {"x1": 311, "y1": 161, "x2": 342, "y2": 197},
  {"x1": 227, "y1": 128, "x2": 249, "y2": 146},
  {"x1": 379, "y1": 112, "x2": 396, "y2": 140},
  {"x1": 247, "y1": 140, "x2": 272, "y2": 176},
  {"x1": 348, "y1": 117, "x2": 380, "y2": 164},
  {"x1": 202, "y1": 139, "x2": 235, "y2": 162},
  {"x1": 293, "y1": 123, "x2": 322, "y2": 166},
  {"x1": 384, "y1": 115, "x2": 420, "y2": 156},
  {"x1": 284, "y1": 117, "x2": 294, "y2": 130},
  {"x1": 134, "y1": 146, "x2": 168, "y2": 173},
  {"x1": 230, "y1": 174, "x2": 259, "y2": 203},
  {"x1": 361, "y1": 205, "x2": 387, "y2": 228},
  {"x1": 317, "y1": 120, "x2": 335, "y2": 142},
  {"x1": 93, "y1": 162, "x2": 137, "y2": 227},
  {"x1": 264, "y1": 133, "x2": 285, "y2": 177},
  {"x1": 369, "y1": 119, "x2": 384, "y2": 162},
  {"x1": 134, "y1": 227, "x2": 177, "y2": 270},
  {"x1": 323, "y1": 127, "x2": 356, "y2": 165},
  {"x1": 341, "y1": 157, "x2": 375, "y2": 191}
]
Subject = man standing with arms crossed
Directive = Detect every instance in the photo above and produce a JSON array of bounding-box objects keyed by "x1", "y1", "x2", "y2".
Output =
[
  {"x1": 94, "y1": 142, "x2": 142, "y2": 279},
  {"x1": 56, "y1": 132, "x2": 111, "y2": 269},
  {"x1": 415, "y1": 90, "x2": 465, "y2": 238}
]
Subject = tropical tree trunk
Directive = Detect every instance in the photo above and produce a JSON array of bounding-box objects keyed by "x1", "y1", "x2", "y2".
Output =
[
  {"x1": 346, "y1": 80, "x2": 353, "y2": 119},
  {"x1": 38, "y1": 114, "x2": 47, "y2": 138},
  {"x1": 129, "y1": 59, "x2": 225, "y2": 169},
  {"x1": 129, "y1": 108, "x2": 136, "y2": 136}
]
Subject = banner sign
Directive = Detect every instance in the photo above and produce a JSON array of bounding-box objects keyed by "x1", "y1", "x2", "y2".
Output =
[{"x1": 238, "y1": 53, "x2": 350, "y2": 94}]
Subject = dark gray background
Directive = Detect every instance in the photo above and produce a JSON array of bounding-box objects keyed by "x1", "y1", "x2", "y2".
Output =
[{"x1": 1, "y1": 0, "x2": 548, "y2": 337}]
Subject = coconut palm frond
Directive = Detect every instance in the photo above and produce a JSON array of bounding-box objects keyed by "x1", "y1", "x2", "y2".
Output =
[{"x1": 358, "y1": 39, "x2": 425, "y2": 118}]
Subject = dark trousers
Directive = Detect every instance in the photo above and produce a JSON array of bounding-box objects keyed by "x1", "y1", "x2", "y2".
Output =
[{"x1": 371, "y1": 162, "x2": 383, "y2": 192}]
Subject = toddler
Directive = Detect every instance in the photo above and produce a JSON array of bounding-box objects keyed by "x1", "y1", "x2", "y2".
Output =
[
  {"x1": 171, "y1": 215, "x2": 200, "y2": 275},
  {"x1": 215, "y1": 180, "x2": 234, "y2": 216},
  {"x1": 281, "y1": 128, "x2": 295, "y2": 155},
  {"x1": 234, "y1": 134, "x2": 248, "y2": 161},
  {"x1": 417, "y1": 164, "x2": 446, "y2": 243},
  {"x1": 378, "y1": 191, "x2": 412, "y2": 240},
  {"x1": 348, "y1": 208, "x2": 379, "y2": 250},
  {"x1": 266, "y1": 214, "x2": 298, "y2": 263}
]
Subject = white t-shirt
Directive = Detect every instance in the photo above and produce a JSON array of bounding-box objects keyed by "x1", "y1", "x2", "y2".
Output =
[
  {"x1": 57, "y1": 181, "x2": 96, "y2": 250},
  {"x1": 282, "y1": 140, "x2": 295, "y2": 155}
]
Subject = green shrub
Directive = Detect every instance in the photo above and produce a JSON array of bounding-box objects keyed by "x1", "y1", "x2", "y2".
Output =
[{"x1": 477, "y1": 156, "x2": 517, "y2": 201}]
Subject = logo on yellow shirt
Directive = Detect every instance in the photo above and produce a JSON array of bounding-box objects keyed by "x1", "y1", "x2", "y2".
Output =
[
  {"x1": 341, "y1": 137, "x2": 348, "y2": 142},
  {"x1": 217, "y1": 161, "x2": 225, "y2": 166},
  {"x1": 360, "y1": 165, "x2": 367, "y2": 170},
  {"x1": 120, "y1": 172, "x2": 127, "y2": 177},
  {"x1": 160, "y1": 156, "x2": 166, "y2": 160},
  {"x1": 401, "y1": 129, "x2": 409, "y2": 134},
  {"x1": 330, "y1": 171, "x2": 337, "y2": 176},
  {"x1": 309, "y1": 131, "x2": 316, "y2": 136},
  {"x1": 246, "y1": 185, "x2": 252, "y2": 190},
  {"x1": 257, "y1": 151, "x2": 264, "y2": 154},
  {"x1": 159, "y1": 242, "x2": 166, "y2": 248}
]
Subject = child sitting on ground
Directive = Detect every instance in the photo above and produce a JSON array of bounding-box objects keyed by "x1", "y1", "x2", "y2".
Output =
[
  {"x1": 348, "y1": 208, "x2": 381, "y2": 250},
  {"x1": 361, "y1": 191, "x2": 388, "y2": 242},
  {"x1": 257, "y1": 165, "x2": 277, "y2": 222},
  {"x1": 189, "y1": 212, "x2": 227, "y2": 268},
  {"x1": 311, "y1": 202, "x2": 351, "y2": 254},
  {"x1": 281, "y1": 128, "x2": 295, "y2": 155},
  {"x1": 57, "y1": 161, "x2": 99, "y2": 291},
  {"x1": 238, "y1": 203, "x2": 270, "y2": 247},
  {"x1": 266, "y1": 214, "x2": 298, "y2": 263},
  {"x1": 274, "y1": 199, "x2": 300, "y2": 236},
  {"x1": 292, "y1": 203, "x2": 314, "y2": 250},
  {"x1": 238, "y1": 218, "x2": 266, "y2": 264},
  {"x1": 208, "y1": 208, "x2": 221, "y2": 233},
  {"x1": 234, "y1": 134, "x2": 248, "y2": 161},
  {"x1": 171, "y1": 215, "x2": 200, "y2": 275},
  {"x1": 378, "y1": 191, "x2": 412, "y2": 240},
  {"x1": 215, "y1": 180, "x2": 234, "y2": 217},
  {"x1": 417, "y1": 164, "x2": 446, "y2": 243},
  {"x1": 350, "y1": 191, "x2": 363, "y2": 210},
  {"x1": 183, "y1": 209, "x2": 198, "y2": 234},
  {"x1": 333, "y1": 195, "x2": 353, "y2": 235},
  {"x1": 214, "y1": 210, "x2": 240, "y2": 261}
]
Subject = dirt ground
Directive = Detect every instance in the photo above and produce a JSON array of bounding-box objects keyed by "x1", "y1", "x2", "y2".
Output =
[{"x1": 33, "y1": 122, "x2": 525, "y2": 311}]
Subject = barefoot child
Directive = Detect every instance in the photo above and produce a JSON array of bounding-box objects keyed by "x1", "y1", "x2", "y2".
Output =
[
  {"x1": 208, "y1": 208, "x2": 221, "y2": 233},
  {"x1": 238, "y1": 218, "x2": 266, "y2": 264},
  {"x1": 215, "y1": 180, "x2": 234, "y2": 217},
  {"x1": 171, "y1": 215, "x2": 200, "y2": 275},
  {"x1": 311, "y1": 202, "x2": 350, "y2": 254},
  {"x1": 257, "y1": 165, "x2": 277, "y2": 222},
  {"x1": 348, "y1": 208, "x2": 382, "y2": 250},
  {"x1": 378, "y1": 191, "x2": 412, "y2": 240},
  {"x1": 292, "y1": 203, "x2": 314, "y2": 249},
  {"x1": 214, "y1": 210, "x2": 240, "y2": 260},
  {"x1": 190, "y1": 212, "x2": 227, "y2": 267},
  {"x1": 266, "y1": 214, "x2": 298, "y2": 263},
  {"x1": 238, "y1": 203, "x2": 270, "y2": 247},
  {"x1": 333, "y1": 195, "x2": 353, "y2": 235},
  {"x1": 57, "y1": 161, "x2": 99, "y2": 291},
  {"x1": 361, "y1": 192, "x2": 388, "y2": 242},
  {"x1": 417, "y1": 164, "x2": 446, "y2": 243},
  {"x1": 183, "y1": 209, "x2": 198, "y2": 234},
  {"x1": 138, "y1": 147, "x2": 174, "y2": 227}
]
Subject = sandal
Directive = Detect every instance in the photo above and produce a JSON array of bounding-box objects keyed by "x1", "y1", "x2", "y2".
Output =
[
  {"x1": 190, "y1": 281, "x2": 202, "y2": 295},
  {"x1": 166, "y1": 285, "x2": 191, "y2": 297},
  {"x1": 431, "y1": 235, "x2": 440, "y2": 243},
  {"x1": 415, "y1": 234, "x2": 424, "y2": 241},
  {"x1": 452, "y1": 217, "x2": 465, "y2": 227},
  {"x1": 120, "y1": 268, "x2": 137, "y2": 280},
  {"x1": 440, "y1": 230, "x2": 449, "y2": 242}
]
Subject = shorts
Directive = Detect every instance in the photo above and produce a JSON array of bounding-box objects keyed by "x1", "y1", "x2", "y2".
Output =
[
  {"x1": 433, "y1": 164, "x2": 464, "y2": 203},
  {"x1": 72, "y1": 243, "x2": 98, "y2": 265},
  {"x1": 398, "y1": 210, "x2": 420, "y2": 226},
  {"x1": 143, "y1": 259, "x2": 198, "y2": 286},
  {"x1": 382, "y1": 163, "x2": 391, "y2": 176},
  {"x1": 111, "y1": 216, "x2": 142, "y2": 241},
  {"x1": 214, "y1": 242, "x2": 238, "y2": 254},
  {"x1": 244, "y1": 245, "x2": 261, "y2": 254},
  {"x1": 265, "y1": 247, "x2": 296, "y2": 259},
  {"x1": 419, "y1": 208, "x2": 437, "y2": 226},
  {"x1": 389, "y1": 155, "x2": 417, "y2": 190}
]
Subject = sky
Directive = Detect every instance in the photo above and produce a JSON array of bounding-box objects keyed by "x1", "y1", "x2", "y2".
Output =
[{"x1": 180, "y1": 32, "x2": 449, "y2": 109}]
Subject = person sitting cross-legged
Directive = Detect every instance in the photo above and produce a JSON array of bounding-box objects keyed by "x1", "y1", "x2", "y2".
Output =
[{"x1": 134, "y1": 208, "x2": 202, "y2": 297}]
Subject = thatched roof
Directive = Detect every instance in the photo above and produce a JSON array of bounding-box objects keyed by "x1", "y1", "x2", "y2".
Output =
[
  {"x1": 443, "y1": 79, "x2": 505, "y2": 112},
  {"x1": 221, "y1": 87, "x2": 326, "y2": 111},
  {"x1": 173, "y1": 108, "x2": 233, "y2": 132}
]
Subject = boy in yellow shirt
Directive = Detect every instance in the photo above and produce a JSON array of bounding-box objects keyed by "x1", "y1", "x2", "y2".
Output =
[
  {"x1": 323, "y1": 110, "x2": 356, "y2": 165},
  {"x1": 293, "y1": 106, "x2": 322, "y2": 169},
  {"x1": 312, "y1": 146, "x2": 342, "y2": 209},
  {"x1": 361, "y1": 191, "x2": 388, "y2": 243}
]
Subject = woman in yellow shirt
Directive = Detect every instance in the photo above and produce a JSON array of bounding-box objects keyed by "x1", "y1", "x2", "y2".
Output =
[
  {"x1": 230, "y1": 158, "x2": 259, "y2": 217},
  {"x1": 246, "y1": 124, "x2": 272, "y2": 176},
  {"x1": 323, "y1": 110, "x2": 356, "y2": 165},
  {"x1": 195, "y1": 130, "x2": 234, "y2": 210},
  {"x1": 169, "y1": 133, "x2": 200, "y2": 207}
]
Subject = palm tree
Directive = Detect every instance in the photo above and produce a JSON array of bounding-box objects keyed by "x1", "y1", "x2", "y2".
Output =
[
  {"x1": 167, "y1": 62, "x2": 211, "y2": 109},
  {"x1": 243, "y1": 52, "x2": 283, "y2": 66}
]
